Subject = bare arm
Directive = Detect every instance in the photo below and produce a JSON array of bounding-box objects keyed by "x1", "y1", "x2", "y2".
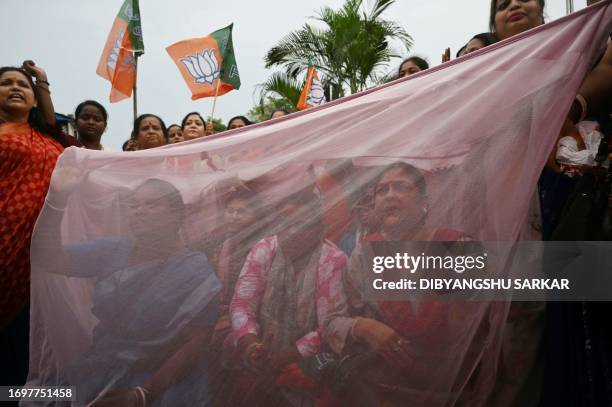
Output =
[
  {"x1": 22, "y1": 60, "x2": 57, "y2": 128},
  {"x1": 579, "y1": 42, "x2": 612, "y2": 119},
  {"x1": 568, "y1": 42, "x2": 612, "y2": 123},
  {"x1": 549, "y1": 42, "x2": 611, "y2": 171},
  {"x1": 92, "y1": 325, "x2": 217, "y2": 406},
  {"x1": 30, "y1": 164, "x2": 85, "y2": 273},
  {"x1": 143, "y1": 326, "x2": 213, "y2": 403},
  {"x1": 30, "y1": 202, "x2": 70, "y2": 273}
]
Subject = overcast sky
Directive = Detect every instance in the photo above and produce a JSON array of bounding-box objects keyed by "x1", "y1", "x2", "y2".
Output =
[{"x1": 3, "y1": 0, "x2": 587, "y2": 150}]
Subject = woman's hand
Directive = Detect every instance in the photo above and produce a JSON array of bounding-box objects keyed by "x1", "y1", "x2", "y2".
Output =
[
  {"x1": 21, "y1": 60, "x2": 56, "y2": 127},
  {"x1": 546, "y1": 118, "x2": 582, "y2": 174},
  {"x1": 21, "y1": 60, "x2": 48, "y2": 82},
  {"x1": 205, "y1": 122, "x2": 214, "y2": 136},
  {"x1": 239, "y1": 333, "x2": 270, "y2": 372},
  {"x1": 47, "y1": 155, "x2": 88, "y2": 209},
  {"x1": 442, "y1": 48, "x2": 451, "y2": 63},
  {"x1": 353, "y1": 318, "x2": 411, "y2": 368},
  {"x1": 125, "y1": 139, "x2": 139, "y2": 151},
  {"x1": 376, "y1": 331, "x2": 412, "y2": 369},
  {"x1": 50, "y1": 166, "x2": 84, "y2": 194}
]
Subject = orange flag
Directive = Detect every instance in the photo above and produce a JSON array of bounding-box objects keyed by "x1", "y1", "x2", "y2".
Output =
[
  {"x1": 96, "y1": 0, "x2": 144, "y2": 103},
  {"x1": 297, "y1": 66, "x2": 326, "y2": 110},
  {"x1": 166, "y1": 24, "x2": 241, "y2": 100}
]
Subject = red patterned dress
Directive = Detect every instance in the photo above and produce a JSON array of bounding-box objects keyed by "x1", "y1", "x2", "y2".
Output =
[{"x1": 0, "y1": 122, "x2": 63, "y2": 328}]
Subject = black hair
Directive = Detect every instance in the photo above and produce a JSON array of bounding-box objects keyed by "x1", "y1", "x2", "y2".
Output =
[
  {"x1": 374, "y1": 162, "x2": 427, "y2": 201},
  {"x1": 489, "y1": 0, "x2": 545, "y2": 33},
  {"x1": 460, "y1": 32, "x2": 498, "y2": 57},
  {"x1": 74, "y1": 100, "x2": 108, "y2": 123},
  {"x1": 277, "y1": 187, "x2": 321, "y2": 209},
  {"x1": 132, "y1": 178, "x2": 185, "y2": 225},
  {"x1": 168, "y1": 124, "x2": 181, "y2": 131},
  {"x1": 181, "y1": 112, "x2": 205, "y2": 129},
  {"x1": 221, "y1": 183, "x2": 265, "y2": 221},
  {"x1": 227, "y1": 115, "x2": 252, "y2": 130},
  {"x1": 222, "y1": 184, "x2": 258, "y2": 207},
  {"x1": 472, "y1": 32, "x2": 498, "y2": 47},
  {"x1": 122, "y1": 140, "x2": 130, "y2": 151},
  {"x1": 398, "y1": 56, "x2": 429, "y2": 76},
  {"x1": 456, "y1": 45, "x2": 467, "y2": 58},
  {"x1": 269, "y1": 109, "x2": 289, "y2": 119},
  {"x1": 0, "y1": 66, "x2": 72, "y2": 147},
  {"x1": 275, "y1": 186, "x2": 324, "y2": 235},
  {"x1": 131, "y1": 113, "x2": 168, "y2": 141}
]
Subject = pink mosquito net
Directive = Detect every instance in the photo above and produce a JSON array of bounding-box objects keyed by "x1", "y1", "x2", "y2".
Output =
[{"x1": 26, "y1": 3, "x2": 612, "y2": 406}]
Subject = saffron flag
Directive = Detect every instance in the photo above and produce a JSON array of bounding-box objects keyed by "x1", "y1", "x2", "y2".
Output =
[
  {"x1": 297, "y1": 65, "x2": 326, "y2": 110},
  {"x1": 166, "y1": 24, "x2": 241, "y2": 100},
  {"x1": 96, "y1": 0, "x2": 144, "y2": 103},
  {"x1": 28, "y1": 3, "x2": 612, "y2": 407}
]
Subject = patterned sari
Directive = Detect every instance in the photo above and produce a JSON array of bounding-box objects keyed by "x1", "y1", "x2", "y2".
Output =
[
  {"x1": 0, "y1": 122, "x2": 63, "y2": 327},
  {"x1": 324, "y1": 231, "x2": 502, "y2": 406}
]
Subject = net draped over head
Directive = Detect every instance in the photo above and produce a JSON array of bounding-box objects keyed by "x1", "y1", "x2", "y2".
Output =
[{"x1": 27, "y1": 3, "x2": 612, "y2": 406}]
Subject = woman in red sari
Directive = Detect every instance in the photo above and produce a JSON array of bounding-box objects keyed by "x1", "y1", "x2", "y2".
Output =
[
  {"x1": 0, "y1": 62, "x2": 79, "y2": 389},
  {"x1": 324, "y1": 162, "x2": 497, "y2": 406}
]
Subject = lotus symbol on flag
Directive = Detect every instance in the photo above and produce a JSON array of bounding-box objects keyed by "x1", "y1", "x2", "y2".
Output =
[
  {"x1": 181, "y1": 49, "x2": 220, "y2": 85},
  {"x1": 107, "y1": 31, "x2": 124, "y2": 71},
  {"x1": 307, "y1": 79, "x2": 325, "y2": 107}
]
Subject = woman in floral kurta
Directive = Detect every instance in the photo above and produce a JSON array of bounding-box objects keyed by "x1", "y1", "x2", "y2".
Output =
[
  {"x1": 230, "y1": 235, "x2": 347, "y2": 357},
  {"x1": 228, "y1": 188, "x2": 347, "y2": 405}
]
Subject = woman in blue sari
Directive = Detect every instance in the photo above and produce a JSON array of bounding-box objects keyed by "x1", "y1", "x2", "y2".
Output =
[{"x1": 33, "y1": 175, "x2": 220, "y2": 406}]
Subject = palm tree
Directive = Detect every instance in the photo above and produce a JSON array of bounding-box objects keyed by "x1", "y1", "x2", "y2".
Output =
[
  {"x1": 255, "y1": 71, "x2": 304, "y2": 107},
  {"x1": 248, "y1": 72, "x2": 302, "y2": 122},
  {"x1": 262, "y1": 0, "x2": 412, "y2": 99}
]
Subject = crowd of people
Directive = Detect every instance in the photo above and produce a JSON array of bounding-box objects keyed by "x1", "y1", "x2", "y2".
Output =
[{"x1": 2, "y1": 0, "x2": 612, "y2": 406}]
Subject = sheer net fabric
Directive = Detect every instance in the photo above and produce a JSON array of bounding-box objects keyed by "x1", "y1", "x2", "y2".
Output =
[{"x1": 26, "y1": 4, "x2": 612, "y2": 406}]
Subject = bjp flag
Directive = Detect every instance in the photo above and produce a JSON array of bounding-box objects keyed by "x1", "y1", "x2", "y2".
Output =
[
  {"x1": 166, "y1": 24, "x2": 241, "y2": 100},
  {"x1": 297, "y1": 66, "x2": 326, "y2": 110},
  {"x1": 96, "y1": 0, "x2": 144, "y2": 103}
]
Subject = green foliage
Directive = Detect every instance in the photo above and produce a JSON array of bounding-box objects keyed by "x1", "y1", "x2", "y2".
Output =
[
  {"x1": 263, "y1": 0, "x2": 412, "y2": 97},
  {"x1": 255, "y1": 71, "x2": 304, "y2": 109},
  {"x1": 205, "y1": 116, "x2": 226, "y2": 132},
  {"x1": 247, "y1": 96, "x2": 296, "y2": 123}
]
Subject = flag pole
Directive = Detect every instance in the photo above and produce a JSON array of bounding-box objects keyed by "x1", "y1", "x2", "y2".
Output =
[
  {"x1": 566, "y1": 0, "x2": 574, "y2": 15},
  {"x1": 133, "y1": 53, "x2": 139, "y2": 122},
  {"x1": 209, "y1": 78, "x2": 221, "y2": 131}
]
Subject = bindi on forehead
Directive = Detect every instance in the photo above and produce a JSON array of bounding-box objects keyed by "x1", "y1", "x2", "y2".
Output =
[{"x1": 140, "y1": 117, "x2": 161, "y2": 128}]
